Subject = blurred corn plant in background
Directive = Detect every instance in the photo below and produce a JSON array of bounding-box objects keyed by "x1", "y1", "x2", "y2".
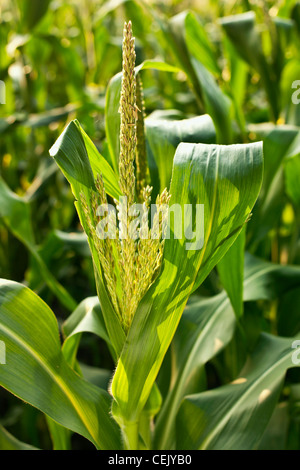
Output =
[{"x1": 0, "y1": 0, "x2": 300, "y2": 450}]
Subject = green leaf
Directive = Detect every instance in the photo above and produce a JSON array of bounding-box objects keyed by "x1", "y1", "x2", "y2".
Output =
[
  {"x1": 154, "y1": 251, "x2": 300, "y2": 449},
  {"x1": 62, "y1": 296, "x2": 112, "y2": 366},
  {"x1": 285, "y1": 154, "x2": 300, "y2": 206},
  {"x1": 0, "y1": 279, "x2": 121, "y2": 450},
  {"x1": 272, "y1": 17, "x2": 295, "y2": 82},
  {"x1": 154, "y1": 292, "x2": 236, "y2": 450},
  {"x1": 107, "y1": 79, "x2": 216, "y2": 195},
  {"x1": 176, "y1": 333, "x2": 300, "y2": 450},
  {"x1": 249, "y1": 124, "x2": 299, "y2": 201},
  {"x1": 0, "y1": 177, "x2": 76, "y2": 311},
  {"x1": 165, "y1": 11, "x2": 233, "y2": 143},
  {"x1": 54, "y1": 297, "x2": 113, "y2": 449},
  {"x1": 146, "y1": 114, "x2": 216, "y2": 193},
  {"x1": 222, "y1": 36, "x2": 249, "y2": 135},
  {"x1": 25, "y1": 160, "x2": 58, "y2": 201},
  {"x1": 46, "y1": 416, "x2": 71, "y2": 451},
  {"x1": 79, "y1": 363, "x2": 112, "y2": 391},
  {"x1": 49, "y1": 119, "x2": 121, "y2": 200},
  {"x1": 217, "y1": 226, "x2": 246, "y2": 319},
  {"x1": 135, "y1": 60, "x2": 181, "y2": 75},
  {"x1": 220, "y1": 12, "x2": 279, "y2": 121},
  {"x1": 25, "y1": 104, "x2": 80, "y2": 129},
  {"x1": 189, "y1": 57, "x2": 233, "y2": 144},
  {"x1": 243, "y1": 252, "x2": 300, "y2": 301},
  {"x1": 0, "y1": 177, "x2": 34, "y2": 247},
  {"x1": 257, "y1": 402, "x2": 289, "y2": 450},
  {"x1": 245, "y1": 124, "x2": 299, "y2": 247},
  {"x1": 111, "y1": 141, "x2": 263, "y2": 427},
  {"x1": 16, "y1": 0, "x2": 51, "y2": 31},
  {"x1": 283, "y1": 130, "x2": 300, "y2": 206},
  {"x1": 220, "y1": 12, "x2": 267, "y2": 71},
  {"x1": 50, "y1": 120, "x2": 126, "y2": 358},
  {"x1": 37, "y1": 230, "x2": 90, "y2": 261},
  {"x1": 0, "y1": 425, "x2": 38, "y2": 450},
  {"x1": 184, "y1": 12, "x2": 221, "y2": 76}
]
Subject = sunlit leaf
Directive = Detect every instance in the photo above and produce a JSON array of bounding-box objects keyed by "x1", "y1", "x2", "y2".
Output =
[
  {"x1": 0, "y1": 279, "x2": 121, "y2": 450},
  {"x1": 111, "y1": 141, "x2": 263, "y2": 428},
  {"x1": 176, "y1": 333, "x2": 300, "y2": 449}
]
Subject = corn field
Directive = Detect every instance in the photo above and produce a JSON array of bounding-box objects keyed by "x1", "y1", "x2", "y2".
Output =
[{"x1": 0, "y1": 0, "x2": 300, "y2": 453}]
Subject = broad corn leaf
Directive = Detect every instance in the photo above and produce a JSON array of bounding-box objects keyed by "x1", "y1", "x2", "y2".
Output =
[
  {"x1": 155, "y1": 251, "x2": 300, "y2": 449},
  {"x1": 176, "y1": 333, "x2": 300, "y2": 449},
  {"x1": 0, "y1": 279, "x2": 121, "y2": 450},
  {"x1": 111, "y1": 141, "x2": 263, "y2": 426}
]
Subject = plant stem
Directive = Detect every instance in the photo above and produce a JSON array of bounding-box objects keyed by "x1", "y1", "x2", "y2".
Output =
[{"x1": 122, "y1": 421, "x2": 139, "y2": 450}]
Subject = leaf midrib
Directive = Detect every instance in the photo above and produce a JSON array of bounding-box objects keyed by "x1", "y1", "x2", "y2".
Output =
[{"x1": 198, "y1": 345, "x2": 292, "y2": 450}]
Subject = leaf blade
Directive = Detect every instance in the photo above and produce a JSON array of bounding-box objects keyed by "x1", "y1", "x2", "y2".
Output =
[
  {"x1": 0, "y1": 279, "x2": 121, "y2": 450},
  {"x1": 111, "y1": 141, "x2": 263, "y2": 425}
]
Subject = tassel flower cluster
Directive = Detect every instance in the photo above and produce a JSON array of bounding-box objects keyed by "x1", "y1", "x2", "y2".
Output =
[{"x1": 81, "y1": 21, "x2": 170, "y2": 333}]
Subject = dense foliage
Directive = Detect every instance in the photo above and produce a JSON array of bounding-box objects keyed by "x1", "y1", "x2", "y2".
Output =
[{"x1": 0, "y1": 0, "x2": 300, "y2": 450}]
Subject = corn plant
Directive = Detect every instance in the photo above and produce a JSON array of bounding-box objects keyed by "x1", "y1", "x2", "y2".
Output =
[{"x1": 1, "y1": 19, "x2": 300, "y2": 451}]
